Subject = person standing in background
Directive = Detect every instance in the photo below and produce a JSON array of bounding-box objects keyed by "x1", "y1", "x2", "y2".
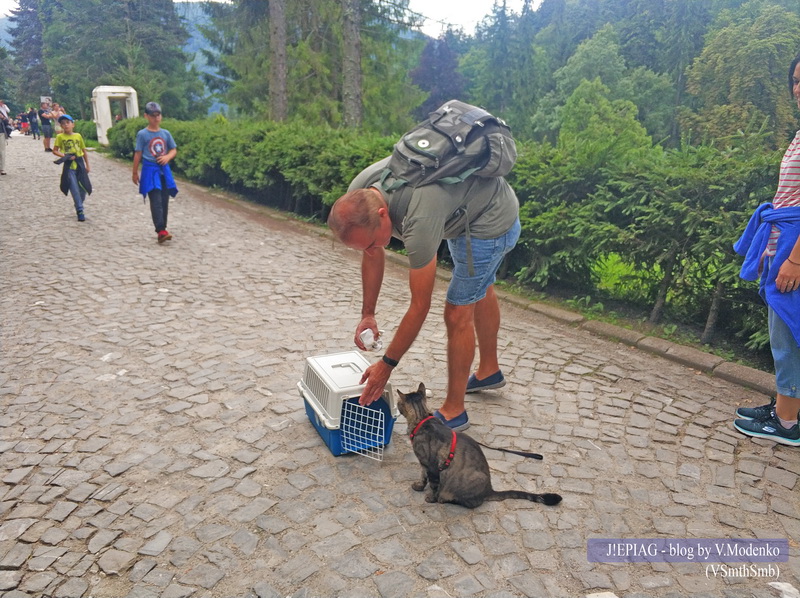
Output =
[
  {"x1": 0, "y1": 110, "x2": 7, "y2": 176},
  {"x1": 38, "y1": 101, "x2": 55, "y2": 152},
  {"x1": 27, "y1": 107, "x2": 40, "y2": 140}
]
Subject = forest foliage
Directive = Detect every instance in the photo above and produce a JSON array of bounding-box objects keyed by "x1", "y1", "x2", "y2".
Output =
[{"x1": 3, "y1": 0, "x2": 800, "y2": 362}]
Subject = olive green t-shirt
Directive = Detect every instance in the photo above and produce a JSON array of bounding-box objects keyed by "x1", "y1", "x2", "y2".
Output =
[{"x1": 348, "y1": 157, "x2": 519, "y2": 269}]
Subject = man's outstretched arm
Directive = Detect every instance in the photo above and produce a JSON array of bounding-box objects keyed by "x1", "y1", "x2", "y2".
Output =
[{"x1": 358, "y1": 257, "x2": 436, "y2": 404}]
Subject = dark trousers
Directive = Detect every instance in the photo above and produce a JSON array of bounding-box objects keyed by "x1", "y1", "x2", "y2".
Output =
[{"x1": 148, "y1": 177, "x2": 170, "y2": 233}]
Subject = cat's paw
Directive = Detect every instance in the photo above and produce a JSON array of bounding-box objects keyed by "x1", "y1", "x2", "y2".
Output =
[
  {"x1": 425, "y1": 494, "x2": 437, "y2": 503},
  {"x1": 411, "y1": 482, "x2": 426, "y2": 492}
]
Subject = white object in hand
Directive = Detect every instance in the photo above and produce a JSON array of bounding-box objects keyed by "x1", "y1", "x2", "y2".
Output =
[{"x1": 359, "y1": 329, "x2": 383, "y2": 351}]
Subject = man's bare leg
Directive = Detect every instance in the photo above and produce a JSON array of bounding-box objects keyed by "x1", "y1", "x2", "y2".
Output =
[
  {"x1": 439, "y1": 301, "x2": 475, "y2": 420},
  {"x1": 473, "y1": 285, "x2": 502, "y2": 380}
]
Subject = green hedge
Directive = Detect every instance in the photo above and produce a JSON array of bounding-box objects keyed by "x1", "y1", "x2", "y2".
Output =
[
  {"x1": 108, "y1": 116, "x2": 394, "y2": 217},
  {"x1": 107, "y1": 117, "x2": 774, "y2": 359},
  {"x1": 74, "y1": 119, "x2": 97, "y2": 141}
]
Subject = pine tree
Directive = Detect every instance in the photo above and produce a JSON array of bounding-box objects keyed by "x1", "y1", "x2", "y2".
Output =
[{"x1": 8, "y1": 0, "x2": 50, "y2": 104}]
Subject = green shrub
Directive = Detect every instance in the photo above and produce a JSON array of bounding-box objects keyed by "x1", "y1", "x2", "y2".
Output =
[
  {"x1": 74, "y1": 119, "x2": 97, "y2": 141},
  {"x1": 107, "y1": 117, "x2": 144, "y2": 160},
  {"x1": 108, "y1": 117, "x2": 394, "y2": 219}
]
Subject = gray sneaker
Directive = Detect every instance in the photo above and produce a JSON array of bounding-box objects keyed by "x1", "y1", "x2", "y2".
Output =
[
  {"x1": 735, "y1": 397, "x2": 775, "y2": 420},
  {"x1": 734, "y1": 411, "x2": 800, "y2": 447}
]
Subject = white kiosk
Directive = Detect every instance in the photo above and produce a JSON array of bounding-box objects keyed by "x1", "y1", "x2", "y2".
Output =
[{"x1": 91, "y1": 86, "x2": 139, "y2": 145}]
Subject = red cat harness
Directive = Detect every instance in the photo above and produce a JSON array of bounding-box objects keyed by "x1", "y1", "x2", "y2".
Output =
[{"x1": 409, "y1": 415, "x2": 457, "y2": 471}]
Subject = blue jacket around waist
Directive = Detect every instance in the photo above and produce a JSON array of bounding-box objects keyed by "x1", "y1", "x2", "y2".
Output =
[
  {"x1": 733, "y1": 203, "x2": 800, "y2": 347},
  {"x1": 139, "y1": 160, "x2": 178, "y2": 198}
]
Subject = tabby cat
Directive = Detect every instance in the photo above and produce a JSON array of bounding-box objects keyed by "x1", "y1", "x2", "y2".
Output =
[{"x1": 396, "y1": 383, "x2": 562, "y2": 509}]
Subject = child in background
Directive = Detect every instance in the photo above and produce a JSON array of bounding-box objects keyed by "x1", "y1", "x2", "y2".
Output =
[
  {"x1": 52, "y1": 114, "x2": 91, "y2": 222},
  {"x1": 131, "y1": 102, "x2": 178, "y2": 243}
]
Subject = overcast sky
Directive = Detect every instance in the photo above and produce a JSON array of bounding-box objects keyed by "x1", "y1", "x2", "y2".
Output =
[{"x1": 407, "y1": 0, "x2": 527, "y2": 36}]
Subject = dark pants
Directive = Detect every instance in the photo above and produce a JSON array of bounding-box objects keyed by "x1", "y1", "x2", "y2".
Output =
[
  {"x1": 148, "y1": 177, "x2": 170, "y2": 233},
  {"x1": 66, "y1": 169, "x2": 86, "y2": 213}
]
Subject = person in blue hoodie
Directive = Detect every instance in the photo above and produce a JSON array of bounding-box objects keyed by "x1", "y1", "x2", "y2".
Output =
[
  {"x1": 732, "y1": 51, "x2": 800, "y2": 447},
  {"x1": 132, "y1": 102, "x2": 178, "y2": 243}
]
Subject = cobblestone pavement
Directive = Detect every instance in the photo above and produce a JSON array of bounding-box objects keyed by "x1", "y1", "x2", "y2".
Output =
[{"x1": 1, "y1": 131, "x2": 799, "y2": 598}]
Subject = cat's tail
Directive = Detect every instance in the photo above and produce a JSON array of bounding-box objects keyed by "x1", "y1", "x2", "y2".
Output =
[
  {"x1": 487, "y1": 490, "x2": 562, "y2": 506},
  {"x1": 476, "y1": 442, "x2": 543, "y2": 460}
]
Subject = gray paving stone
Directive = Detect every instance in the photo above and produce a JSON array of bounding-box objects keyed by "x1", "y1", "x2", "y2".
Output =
[
  {"x1": 124, "y1": 586, "x2": 160, "y2": 598},
  {"x1": 373, "y1": 570, "x2": 417, "y2": 598},
  {"x1": 230, "y1": 497, "x2": 278, "y2": 522},
  {"x1": 52, "y1": 577, "x2": 89, "y2": 598},
  {"x1": 415, "y1": 550, "x2": 461, "y2": 580},
  {"x1": 0, "y1": 570, "x2": 23, "y2": 591},
  {"x1": 508, "y1": 572, "x2": 548, "y2": 598},
  {"x1": 188, "y1": 460, "x2": 230, "y2": 479},
  {"x1": 18, "y1": 570, "x2": 58, "y2": 594},
  {"x1": 129, "y1": 558, "x2": 157, "y2": 583},
  {"x1": 3, "y1": 467, "x2": 34, "y2": 485},
  {"x1": 46, "y1": 501, "x2": 78, "y2": 522},
  {"x1": 195, "y1": 523, "x2": 234, "y2": 543},
  {"x1": 252, "y1": 581, "x2": 283, "y2": 598},
  {"x1": 97, "y1": 548, "x2": 136, "y2": 574},
  {"x1": 168, "y1": 536, "x2": 201, "y2": 567},
  {"x1": 139, "y1": 530, "x2": 173, "y2": 556},
  {"x1": 0, "y1": 519, "x2": 36, "y2": 541}
]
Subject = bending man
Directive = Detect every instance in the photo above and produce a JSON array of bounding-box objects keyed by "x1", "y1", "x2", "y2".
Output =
[{"x1": 328, "y1": 156, "x2": 520, "y2": 431}]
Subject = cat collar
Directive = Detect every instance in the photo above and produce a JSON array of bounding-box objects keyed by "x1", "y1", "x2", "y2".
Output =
[
  {"x1": 409, "y1": 415, "x2": 436, "y2": 440},
  {"x1": 409, "y1": 415, "x2": 457, "y2": 471}
]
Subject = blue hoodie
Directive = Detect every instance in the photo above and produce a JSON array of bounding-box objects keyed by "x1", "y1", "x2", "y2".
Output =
[
  {"x1": 734, "y1": 203, "x2": 800, "y2": 347},
  {"x1": 139, "y1": 160, "x2": 178, "y2": 199}
]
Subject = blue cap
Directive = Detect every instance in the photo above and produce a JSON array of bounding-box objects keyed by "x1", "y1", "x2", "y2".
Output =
[{"x1": 58, "y1": 114, "x2": 74, "y2": 123}]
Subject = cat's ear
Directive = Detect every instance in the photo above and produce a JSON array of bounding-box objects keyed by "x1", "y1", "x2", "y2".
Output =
[
  {"x1": 416, "y1": 382, "x2": 426, "y2": 395},
  {"x1": 396, "y1": 389, "x2": 405, "y2": 400}
]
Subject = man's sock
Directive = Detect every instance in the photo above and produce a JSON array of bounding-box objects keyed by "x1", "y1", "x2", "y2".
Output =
[{"x1": 778, "y1": 416, "x2": 798, "y2": 429}]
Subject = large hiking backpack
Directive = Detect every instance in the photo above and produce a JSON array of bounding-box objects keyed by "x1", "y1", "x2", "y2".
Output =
[{"x1": 379, "y1": 99, "x2": 517, "y2": 193}]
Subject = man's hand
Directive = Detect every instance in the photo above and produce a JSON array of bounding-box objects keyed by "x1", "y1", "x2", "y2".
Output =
[
  {"x1": 132, "y1": 172, "x2": 139, "y2": 185},
  {"x1": 358, "y1": 360, "x2": 392, "y2": 405},
  {"x1": 354, "y1": 316, "x2": 379, "y2": 350}
]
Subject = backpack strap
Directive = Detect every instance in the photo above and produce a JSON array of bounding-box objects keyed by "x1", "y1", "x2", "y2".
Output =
[
  {"x1": 386, "y1": 185, "x2": 416, "y2": 235},
  {"x1": 436, "y1": 166, "x2": 482, "y2": 186},
  {"x1": 382, "y1": 165, "x2": 482, "y2": 190},
  {"x1": 380, "y1": 167, "x2": 407, "y2": 192}
]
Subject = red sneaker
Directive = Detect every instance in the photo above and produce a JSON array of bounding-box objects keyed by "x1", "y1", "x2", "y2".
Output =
[{"x1": 157, "y1": 230, "x2": 173, "y2": 243}]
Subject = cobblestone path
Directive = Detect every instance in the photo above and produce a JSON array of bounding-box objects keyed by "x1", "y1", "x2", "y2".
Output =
[{"x1": 0, "y1": 132, "x2": 798, "y2": 597}]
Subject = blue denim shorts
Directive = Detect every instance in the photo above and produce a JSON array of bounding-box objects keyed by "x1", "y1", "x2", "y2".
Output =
[
  {"x1": 446, "y1": 218, "x2": 521, "y2": 306},
  {"x1": 769, "y1": 305, "x2": 800, "y2": 398}
]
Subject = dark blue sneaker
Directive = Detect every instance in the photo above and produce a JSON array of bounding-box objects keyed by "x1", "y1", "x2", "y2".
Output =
[
  {"x1": 466, "y1": 370, "x2": 506, "y2": 393},
  {"x1": 77, "y1": 210, "x2": 85, "y2": 222},
  {"x1": 735, "y1": 397, "x2": 775, "y2": 420},
  {"x1": 434, "y1": 409, "x2": 470, "y2": 432},
  {"x1": 734, "y1": 411, "x2": 800, "y2": 447}
]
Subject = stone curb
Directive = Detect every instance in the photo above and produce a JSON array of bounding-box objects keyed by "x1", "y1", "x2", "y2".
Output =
[{"x1": 204, "y1": 189, "x2": 775, "y2": 399}]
